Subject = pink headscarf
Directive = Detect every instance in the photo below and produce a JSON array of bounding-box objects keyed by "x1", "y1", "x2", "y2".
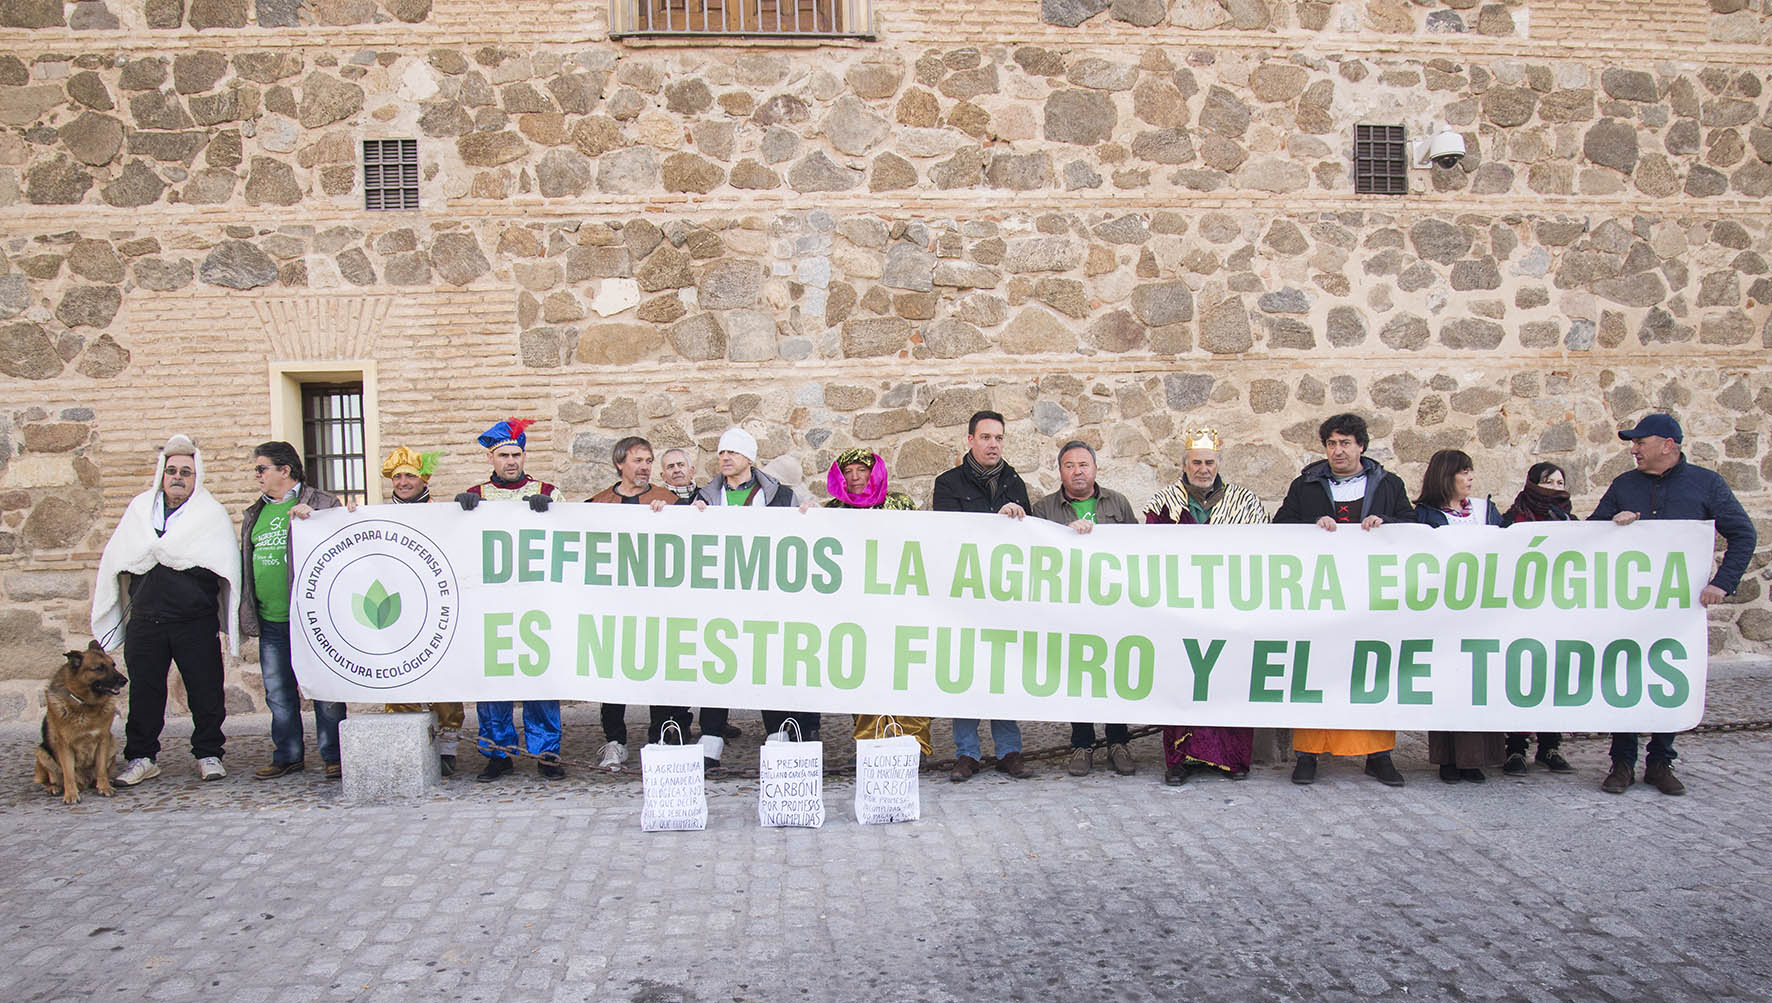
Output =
[{"x1": 827, "y1": 450, "x2": 890, "y2": 507}]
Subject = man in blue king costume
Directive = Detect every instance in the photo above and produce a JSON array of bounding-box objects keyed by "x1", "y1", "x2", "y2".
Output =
[{"x1": 454, "y1": 418, "x2": 567, "y2": 782}]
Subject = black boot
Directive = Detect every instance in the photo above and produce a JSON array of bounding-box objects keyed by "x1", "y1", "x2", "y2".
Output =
[
  {"x1": 1291, "y1": 753, "x2": 1318, "y2": 785},
  {"x1": 1364, "y1": 752, "x2": 1404, "y2": 787}
]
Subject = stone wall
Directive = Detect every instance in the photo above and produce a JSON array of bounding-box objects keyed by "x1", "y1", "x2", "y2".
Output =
[{"x1": 1, "y1": 0, "x2": 1769, "y2": 718}]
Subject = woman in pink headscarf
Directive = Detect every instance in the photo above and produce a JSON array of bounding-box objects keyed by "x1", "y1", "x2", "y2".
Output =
[{"x1": 825, "y1": 449, "x2": 930, "y2": 753}]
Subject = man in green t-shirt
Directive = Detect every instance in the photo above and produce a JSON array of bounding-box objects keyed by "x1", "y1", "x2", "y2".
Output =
[
  {"x1": 1030, "y1": 440, "x2": 1139, "y2": 778},
  {"x1": 238, "y1": 440, "x2": 345, "y2": 779}
]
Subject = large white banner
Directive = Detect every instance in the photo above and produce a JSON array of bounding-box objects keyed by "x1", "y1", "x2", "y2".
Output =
[{"x1": 290, "y1": 503, "x2": 1714, "y2": 731}]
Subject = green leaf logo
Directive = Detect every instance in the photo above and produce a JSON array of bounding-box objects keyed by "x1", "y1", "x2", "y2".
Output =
[{"x1": 351, "y1": 579, "x2": 403, "y2": 631}]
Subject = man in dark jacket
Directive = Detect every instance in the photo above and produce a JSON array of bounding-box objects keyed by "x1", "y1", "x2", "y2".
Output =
[
  {"x1": 240, "y1": 440, "x2": 346, "y2": 779},
  {"x1": 1273, "y1": 413, "x2": 1413, "y2": 530},
  {"x1": 1591, "y1": 413, "x2": 1757, "y2": 797},
  {"x1": 932, "y1": 410, "x2": 1034, "y2": 782},
  {"x1": 1273, "y1": 413, "x2": 1413, "y2": 787}
]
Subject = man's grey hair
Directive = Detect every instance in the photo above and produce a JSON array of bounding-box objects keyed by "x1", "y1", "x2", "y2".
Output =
[
  {"x1": 1057, "y1": 440, "x2": 1095, "y2": 463},
  {"x1": 660, "y1": 447, "x2": 689, "y2": 460}
]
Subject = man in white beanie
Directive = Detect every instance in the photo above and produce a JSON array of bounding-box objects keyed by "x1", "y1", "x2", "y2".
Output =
[
  {"x1": 689, "y1": 427, "x2": 814, "y2": 770},
  {"x1": 93, "y1": 435, "x2": 242, "y2": 786}
]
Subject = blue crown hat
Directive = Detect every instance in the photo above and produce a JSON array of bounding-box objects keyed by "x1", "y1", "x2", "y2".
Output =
[
  {"x1": 477, "y1": 418, "x2": 535, "y2": 451},
  {"x1": 1617, "y1": 413, "x2": 1682, "y2": 443}
]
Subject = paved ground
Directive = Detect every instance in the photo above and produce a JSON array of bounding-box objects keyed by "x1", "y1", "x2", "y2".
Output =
[{"x1": 5, "y1": 661, "x2": 1771, "y2": 1002}]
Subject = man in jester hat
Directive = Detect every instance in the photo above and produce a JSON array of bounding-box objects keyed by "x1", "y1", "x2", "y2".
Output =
[
  {"x1": 454, "y1": 419, "x2": 568, "y2": 782},
  {"x1": 378, "y1": 447, "x2": 466, "y2": 777}
]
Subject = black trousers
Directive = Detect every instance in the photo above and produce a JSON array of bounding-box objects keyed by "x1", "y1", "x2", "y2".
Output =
[
  {"x1": 123, "y1": 617, "x2": 226, "y2": 761},
  {"x1": 1504, "y1": 732, "x2": 1563, "y2": 757},
  {"x1": 600, "y1": 703, "x2": 692, "y2": 745},
  {"x1": 1071, "y1": 722, "x2": 1131, "y2": 748}
]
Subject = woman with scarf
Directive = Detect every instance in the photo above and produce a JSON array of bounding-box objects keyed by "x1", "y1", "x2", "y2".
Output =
[
  {"x1": 1414, "y1": 449, "x2": 1506, "y2": 784},
  {"x1": 1502, "y1": 461, "x2": 1574, "y2": 525},
  {"x1": 1499, "y1": 461, "x2": 1575, "y2": 775},
  {"x1": 825, "y1": 449, "x2": 931, "y2": 755}
]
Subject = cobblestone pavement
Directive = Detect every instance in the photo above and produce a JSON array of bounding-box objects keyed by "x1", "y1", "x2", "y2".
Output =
[{"x1": 5, "y1": 662, "x2": 1770, "y2": 1001}]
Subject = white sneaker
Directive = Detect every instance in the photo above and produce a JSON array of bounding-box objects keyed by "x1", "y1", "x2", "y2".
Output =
[
  {"x1": 597, "y1": 741, "x2": 627, "y2": 771},
  {"x1": 114, "y1": 758, "x2": 160, "y2": 787},
  {"x1": 197, "y1": 757, "x2": 226, "y2": 781}
]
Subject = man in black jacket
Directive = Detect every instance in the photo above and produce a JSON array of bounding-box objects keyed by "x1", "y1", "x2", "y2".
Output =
[
  {"x1": 1273, "y1": 413, "x2": 1414, "y2": 787},
  {"x1": 1273, "y1": 413, "x2": 1413, "y2": 530},
  {"x1": 1591, "y1": 413, "x2": 1757, "y2": 797},
  {"x1": 932, "y1": 410, "x2": 1034, "y2": 782}
]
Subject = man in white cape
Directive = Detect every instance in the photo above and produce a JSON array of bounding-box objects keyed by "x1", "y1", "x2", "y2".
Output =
[{"x1": 92, "y1": 434, "x2": 241, "y2": 786}]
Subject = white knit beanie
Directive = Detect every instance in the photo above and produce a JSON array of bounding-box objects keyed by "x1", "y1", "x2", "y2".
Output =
[{"x1": 716, "y1": 427, "x2": 758, "y2": 464}]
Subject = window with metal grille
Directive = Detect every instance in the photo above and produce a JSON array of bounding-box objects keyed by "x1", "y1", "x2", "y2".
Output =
[
  {"x1": 611, "y1": 0, "x2": 875, "y2": 38},
  {"x1": 301, "y1": 383, "x2": 367, "y2": 506},
  {"x1": 1354, "y1": 124, "x2": 1408, "y2": 195},
  {"x1": 363, "y1": 139, "x2": 419, "y2": 211}
]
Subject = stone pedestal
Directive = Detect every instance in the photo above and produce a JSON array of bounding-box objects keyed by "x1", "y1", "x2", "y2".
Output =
[{"x1": 339, "y1": 712, "x2": 441, "y2": 801}]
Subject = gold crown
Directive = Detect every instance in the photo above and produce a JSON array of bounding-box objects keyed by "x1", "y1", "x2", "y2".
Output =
[{"x1": 1183, "y1": 427, "x2": 1222, "y2": 451}]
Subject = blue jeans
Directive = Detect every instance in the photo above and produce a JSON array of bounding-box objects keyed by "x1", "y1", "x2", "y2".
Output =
[
  {"x1": 477, "y1": 701, "x2": 562, "y2": 758},
  {"x1": 259, "y1": 620, "x2": 346, "y2": 765},
  {"x1": 1610, "y1": 732, "x2": 1677, "y2": 767},
  {"x1": 952, "y1": 718, "x2": 1021, "y2": 760}
]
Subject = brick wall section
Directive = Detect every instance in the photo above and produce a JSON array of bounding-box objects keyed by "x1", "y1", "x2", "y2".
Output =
[{"x1": 0, "y1": 0, "x2": 1769, "y2": 719}]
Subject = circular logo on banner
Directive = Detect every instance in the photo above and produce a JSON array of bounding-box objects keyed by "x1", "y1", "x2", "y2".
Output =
[{"x1": 300, "y1": 519, "x2": 458, "y2": 690}]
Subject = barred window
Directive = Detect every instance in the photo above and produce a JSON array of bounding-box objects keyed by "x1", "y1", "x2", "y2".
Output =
[
  {"x1": 363, "y1": 139, "x2": 419, "y2": 211},
  {"x1": 611, "y1": 0, "x2": 875, "y2": 38},
  {"x1": 301, "y1": 382, "x2": 367, "y2": 506},
  {"x1": 1353, "y1": 124, "x2": 1408, "y2": 196}
]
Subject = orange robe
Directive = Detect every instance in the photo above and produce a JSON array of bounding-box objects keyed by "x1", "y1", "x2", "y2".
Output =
[{"x1": 1293, "y1": 728, "x2": 1395, "y2": 756}]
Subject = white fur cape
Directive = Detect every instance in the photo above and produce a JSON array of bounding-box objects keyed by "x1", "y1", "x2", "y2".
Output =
[{"x1": 91, "y1": 445, "x2": 242, "y2": 655}]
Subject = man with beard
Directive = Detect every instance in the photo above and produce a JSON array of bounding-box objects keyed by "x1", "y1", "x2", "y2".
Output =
[
  {"x1": 588, "y1": 436, "x2": 691, "y2": 771},
  {"x1": 1144, "y1": 427, "x2": 1269, "y2": 785}
]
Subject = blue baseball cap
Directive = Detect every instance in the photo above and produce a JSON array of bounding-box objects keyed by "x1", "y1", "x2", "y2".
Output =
[{"x1": 1618, "y1": 413, "x2": 1682, "y2": 443}]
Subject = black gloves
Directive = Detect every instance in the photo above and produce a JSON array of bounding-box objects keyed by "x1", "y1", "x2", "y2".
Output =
[
  {"x1": 526, "y1": 494, "x2": 552, "y2": 513},
  {"x1": 455, "y1": 492, "x2": 480, "y2": 511}
]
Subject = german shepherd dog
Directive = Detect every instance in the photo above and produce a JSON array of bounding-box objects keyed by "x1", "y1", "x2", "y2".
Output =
[{"x1": 34, "y1": 641, "x2": 128, "y2": 805}]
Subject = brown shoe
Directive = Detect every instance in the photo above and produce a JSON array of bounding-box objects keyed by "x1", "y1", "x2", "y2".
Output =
[
  {"x1": 1067, "y1": 747, "x2": 1092, "y2": 777},
  {"x1": 1601, "y1": 762, "x2": 1634, "y2": 794},
  {"x1": 323, "y1": 762, "x2": 342, "y2": 780},
  {"x1": 949, "y1": 755, "x2": 980, "y2": 783},
  {"x1": 996, "y1": 751, "x2": 1032, "y2": 779},
  {"x1": 1106, "y1": 743, "x2": 1136, "y2": 776},
  {"x1": 1643, "y1": 762, "x2": 1685, "y2": 796},
  {"x1": 253, "y1": 761, "x2": 304, "y2": 780}
]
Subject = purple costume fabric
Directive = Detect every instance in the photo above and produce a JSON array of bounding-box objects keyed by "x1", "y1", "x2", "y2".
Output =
[{"x1": 1162, "y1": 725, "x2": 1253, "y2": 774}]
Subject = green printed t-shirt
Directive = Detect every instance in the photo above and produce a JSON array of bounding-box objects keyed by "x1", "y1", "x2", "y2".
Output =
[
  {"x1": 725, "y1": 486, "x2": 753, "y2": 508},
  {"x1": 1070, "y1": 497, "x2": 1098, "y2": 523},
  {"x1": 251, "y1": 498, "x2": 298, "y2": 623}
]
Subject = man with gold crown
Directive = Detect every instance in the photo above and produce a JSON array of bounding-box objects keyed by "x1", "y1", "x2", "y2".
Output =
[
  {"x1": 454, "y1": 418, "x2": 568, "y2": 782},
  {"x1": 379, "y1": 446, "x2": 465, "y2": 776},
  {"x1": 1144, "y1": 426, "x2": 1268, "y2": 786},
  {"x1": 824, "y1": 448, "x2": 931, "y2": 756}
]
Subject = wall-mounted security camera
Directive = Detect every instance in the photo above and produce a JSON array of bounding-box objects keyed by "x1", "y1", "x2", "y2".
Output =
[{"x1": 1411, "y1": 130, "x2": 1466, "y2": 169}]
